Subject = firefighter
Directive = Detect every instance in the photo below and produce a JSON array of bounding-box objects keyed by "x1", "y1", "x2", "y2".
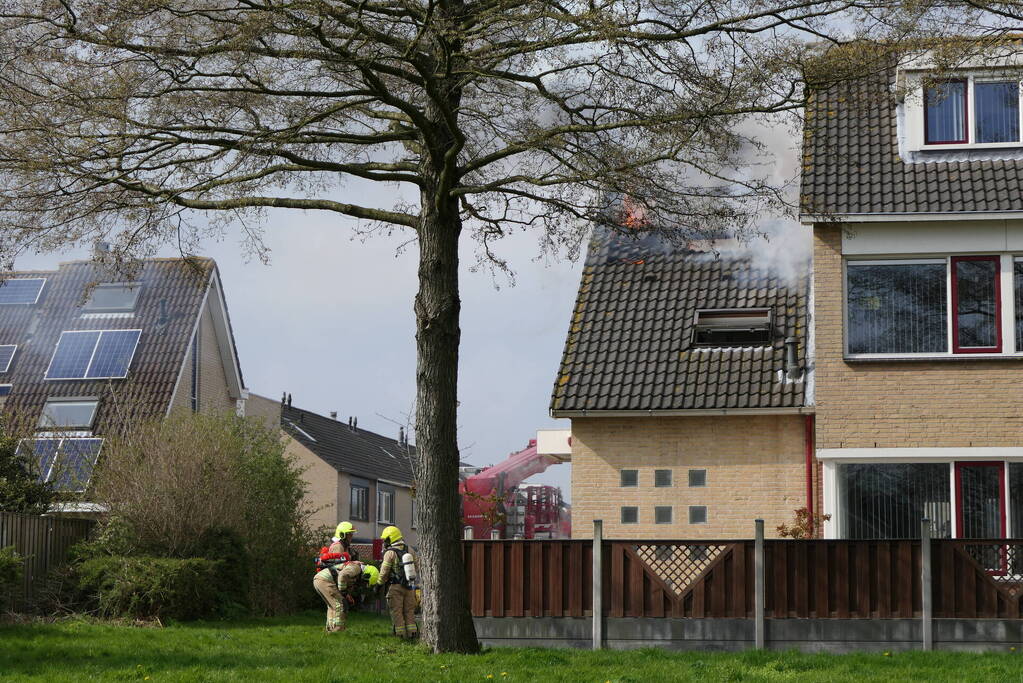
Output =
[
  {"x1": 330, "y1": 521, "x2": 359, "y2": 559},
  {"x1": 313, "y1": 558, "x2": 379, "y2": 632},
  {"x1": 378, "y1": 525, "x2": 418, "y2": 640}
]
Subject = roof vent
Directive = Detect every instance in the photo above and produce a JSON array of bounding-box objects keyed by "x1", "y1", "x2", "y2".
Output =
[
  {"x1": 692, "y1": 309, "x2": 772, "y2": 347},
  {"x1": 330, "y1": 411, "x2": 338, "y2": 421},
  {"x1": 785, "y1": 336, "x2": 802, "y2": 379}
]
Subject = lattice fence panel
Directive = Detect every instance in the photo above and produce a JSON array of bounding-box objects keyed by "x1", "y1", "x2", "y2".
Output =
[{"x1": 632, "y1": 543, "x2": 731, "y2": 595}]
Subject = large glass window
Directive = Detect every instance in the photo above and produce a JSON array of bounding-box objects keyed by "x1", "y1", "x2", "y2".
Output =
[
  {"x1": 952, "y1": 256, "x2": 1000, "y2": 352},
  {"x1": 839, "y1": 463, "x2": 951, "y2": 539},
  {"x1": 976, "y1": 81, "x2": 1020, "y2": 143},
  {"x1": 847, "y1": 262, "x2": 947, "y2": 354},
  {"x1": 925, "y1": 81, "x2": 968, "y2": 144}
]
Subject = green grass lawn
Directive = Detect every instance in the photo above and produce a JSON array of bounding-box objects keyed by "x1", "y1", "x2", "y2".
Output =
[{"x1": 2, "y1": 611, "x2": 1023, "y2": 682}]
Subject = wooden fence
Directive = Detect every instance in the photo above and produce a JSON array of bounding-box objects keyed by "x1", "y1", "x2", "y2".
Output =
[
  {"x1": 463, "y1": 537, "x2": 1023, "y2": 620},
  {"x1": 0, "y1": 511, "x2": 95, "y2": 607}
]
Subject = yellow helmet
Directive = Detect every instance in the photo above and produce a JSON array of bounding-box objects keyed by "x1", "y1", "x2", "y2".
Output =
[
  {"x1": 335, "y1": 521, "x2": 356, "y2": 537},
  {"x1": 362, "y1": 564, "x2": 380, "y2": 587},
  {"x1": 380, "y1": 526, "x2": 403, "y2": 544}
]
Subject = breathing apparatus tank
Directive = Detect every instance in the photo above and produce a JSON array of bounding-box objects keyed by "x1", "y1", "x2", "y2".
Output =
[{"x1": 402, "y1": 552, "x2": 417, "y2": 587}]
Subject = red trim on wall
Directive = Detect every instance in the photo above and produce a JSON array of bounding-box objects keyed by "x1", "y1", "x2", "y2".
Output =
[
  {"x1": 954, "y1": 461, "x2": 1006, "y2": 539},
  {"x1": 924, "y1": 79, "x2": 969, "y2": 145},
  {"x1": 951, "y1": 255, "x2": 1002, "y2": 354}
]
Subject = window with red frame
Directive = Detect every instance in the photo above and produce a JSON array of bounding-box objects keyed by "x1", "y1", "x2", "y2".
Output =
[{"x1": 952, "y1": 256, "x2": 1001, "y2": 353}]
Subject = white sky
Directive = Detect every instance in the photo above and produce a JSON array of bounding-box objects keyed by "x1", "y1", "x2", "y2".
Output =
[{"x1": 13, "y1": 119, "x2": 805, "y2": 507}]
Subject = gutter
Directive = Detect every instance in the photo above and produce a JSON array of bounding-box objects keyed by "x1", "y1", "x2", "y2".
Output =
[
  {"x1": 800, "y1": 210, "x2": 1023, "y2": 225},
  {"x1": 551, "y1": 407, "x2": 815, "y2": 418}
]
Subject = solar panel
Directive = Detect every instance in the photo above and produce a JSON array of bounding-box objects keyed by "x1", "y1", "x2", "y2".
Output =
[
  {"x1": 19, "y1": 438, "x2": 61, "y2": 483},
  {"x1": 45, "y1": 329, "x2": 141, "y2": 380},
  {"x1": 86, "y1": 330, "x2": 142, "y2": 378},
  {"x1": 45, "y1": 331, "x2": 101, "y2": 379},
  {"x1": 0, "y1": 345, "x2": 15, "y2": 372},
  {"x1": 49, "y1": 438, "x2": 103, "y2": 492},
  {"x1": 0, "y1": 278, "x2": 45, "y2": 304}
]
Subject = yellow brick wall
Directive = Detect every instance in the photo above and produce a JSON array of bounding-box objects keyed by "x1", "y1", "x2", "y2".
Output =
[
  {"x1": 570, "y1": 415, "x2": 807, "y2": 539},
  {"x1": 169, "y1": 301, "x2": 236, "y2": 414},
  {"x1": 814, "y1": 224, "x2": 1023, "y2": 448}
]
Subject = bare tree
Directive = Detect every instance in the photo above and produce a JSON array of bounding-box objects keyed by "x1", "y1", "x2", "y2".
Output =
[{"x1": 0, "y1": 0, "x2": 980, "y2": 651}]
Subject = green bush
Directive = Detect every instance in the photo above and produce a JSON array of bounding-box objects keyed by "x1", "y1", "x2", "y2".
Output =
[
  {"x1": 74, "y1": 556, "x2": 231, "y2": 620},
  {"x1": 0, "y1": 546, "x2": 24, "y2": 610}
]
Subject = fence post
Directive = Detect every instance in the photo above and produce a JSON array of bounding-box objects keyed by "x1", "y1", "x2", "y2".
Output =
[
  {"x1": 921, "y1": 518, "x2": 933, "y2": 651},
  {"x1": 463, "y1": 526, "x2": 474, "y2": 540},
  {"x1": 592, "y1": 519, "x2": 603, "y2": 650},
  {"x1": 754, "y1": 519, "x2": 765, "y2": 650},
  {"x1": 490, "y1": 529, "x2": 501, "y2": 540}
]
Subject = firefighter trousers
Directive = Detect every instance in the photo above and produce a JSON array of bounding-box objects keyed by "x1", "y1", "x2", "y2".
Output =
[
  {"x1": 313, "y1": 577, "x2": 347, "y2": 632},
  {"x1": 386, "y1": 584, "x2": 417, "y2": 638}
]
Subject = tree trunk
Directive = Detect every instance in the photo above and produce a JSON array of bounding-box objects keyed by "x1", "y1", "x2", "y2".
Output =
[{"x1": 413, "y1": 172, "x2": 480, "y2": 653}]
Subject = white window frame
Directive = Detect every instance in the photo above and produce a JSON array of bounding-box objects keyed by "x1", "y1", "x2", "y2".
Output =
[
  {"x1": 377, "y1": 488, "x2": 394, "y2": 525},
  {"x1": 905, "y1": 71, "x2": 1023, "y2": 151},
  {"x1": 38, "y1": 398, "x2": 99, "y2": 430},
  {"x1": 844, "y1": 256, "x2": 1023, "y2": 359}
]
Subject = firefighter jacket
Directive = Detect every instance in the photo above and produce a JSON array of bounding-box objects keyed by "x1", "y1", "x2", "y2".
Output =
[
  {"x1": 315, "y1": 561, "x2": 364, "y2": 593},
  {"x1": 380, "y1": 542, "x2": 415, "y2": 587}
]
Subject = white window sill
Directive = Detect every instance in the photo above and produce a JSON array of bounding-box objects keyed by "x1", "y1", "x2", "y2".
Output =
[
  {"x1": 845, "y1": 353, "x2": 1023, "y2": 362},
  {"x1": 917, "y1": 141, "x2": 1023, "y2": 152}
]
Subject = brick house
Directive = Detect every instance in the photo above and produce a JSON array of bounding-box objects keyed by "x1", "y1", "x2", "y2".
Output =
[
  {"x1": 803, "y1": 47, "x2": 1023, "y2": 541},
  {"x1": 0, "y1": 257, "x2": 247, "y2": 497},
  {"x1": 247, "y1": 394, "x2": 419, "y2": 547},
  {"x1": 550, "y1": 232, "x2": 813, "y2": 538}
]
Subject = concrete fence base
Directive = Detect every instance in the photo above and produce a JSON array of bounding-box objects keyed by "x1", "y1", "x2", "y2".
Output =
[{"x1": 474, "y1": 617, "x2": 1023, "y2": 653}]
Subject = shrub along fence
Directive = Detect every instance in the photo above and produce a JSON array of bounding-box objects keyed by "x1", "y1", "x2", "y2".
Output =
[
  {"x1": 0, "y1": 511, "x2": 94, "y2": 608},
  {"x1": 464, "y1": 520, "x2": 1023, "y2": 652}
]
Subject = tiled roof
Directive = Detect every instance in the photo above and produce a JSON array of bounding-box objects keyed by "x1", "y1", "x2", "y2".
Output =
[
  {"x1": 550, "y1": 231, "x2": 808, "y2": 414},
  {"x1": 281, "y1": 404, "x2": 415, "y2": 486},
  {"x1": 800, "y1": 60, "x2": 1023, "y2": 216},
  {"x1": 0, "y1": 258, "x2": 215, "y2": 429}
]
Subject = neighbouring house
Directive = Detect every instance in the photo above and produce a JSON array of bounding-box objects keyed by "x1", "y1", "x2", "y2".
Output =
[
  {"x1": 802, "y1": 45, "x2": 1023, "y2": 542},
  {"x1": 0, "y1": 256, "x2": 247, "y2": 500},
  {"x1": 550, "y1": 231, "x2": 812, "y2": 539},
  {"x1": 247, "y1": 394, "x2": 419, "y2": 548}
]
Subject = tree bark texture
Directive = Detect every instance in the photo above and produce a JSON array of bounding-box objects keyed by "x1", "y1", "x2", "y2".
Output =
[{"x1": 414, "y1": 168, "x2": 480, "y2": 654}]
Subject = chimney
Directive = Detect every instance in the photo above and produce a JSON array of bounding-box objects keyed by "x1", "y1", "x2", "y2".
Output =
[
  {"x1": 348, "y1": 416, "x2": 353, "y2": 429},
  {"x1": 399, "y1": 426, "x2": 405, "y2": 445},
  {"x1": 353, "y1": 417, "x2": 358, "y2": 431},
  {"x1": 784, "y1": 336, "x2": 801, "y2": 380},
  {"x1": 281, "y1": 392, "x2": 286, "y2": 406},
  {"x1": 287, "y1": 393, "x2": 292, "y2": 408},
  {"x1": 330, "y1": 411, "x2": 338, "y2": 421}
]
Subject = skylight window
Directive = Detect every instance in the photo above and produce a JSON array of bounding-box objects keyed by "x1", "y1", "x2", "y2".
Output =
[
  {"x1": 44, "y1": 329, "x2": 142, "y2": 380},
  {"x1": 0, "y1": 278, "x2": 45, "y2": 305},
  {"x1": 0, "y1": 345, "x2": 16, "y2": 373},
  {"x1": 83, "y1": 283, "x2": 142, "y2": 313},
  {"x1": 39, "y1": 399, "x2": 99, "y2": 430},
  {"x1": 692, "y1": 309, "x2": 772, "y2": 347}
]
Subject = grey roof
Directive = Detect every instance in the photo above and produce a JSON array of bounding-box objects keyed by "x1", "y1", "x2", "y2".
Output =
[
  {"x1": 281, "y1": 404, "x2": 415, "y2": 486},
  {"x1": 800, "y1": 60, "x2": 1023, "y2": 216},
  {"x1": 0, "y1": 258, "x2": 219, "y2": 429},
  {"x1": 550, "y1": 231, "x2": 808, "y2": 414}
]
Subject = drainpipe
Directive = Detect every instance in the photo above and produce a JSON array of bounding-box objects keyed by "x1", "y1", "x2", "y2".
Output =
[{"x1": 805, "y1": 414, "x2": 815, "y2": 529}]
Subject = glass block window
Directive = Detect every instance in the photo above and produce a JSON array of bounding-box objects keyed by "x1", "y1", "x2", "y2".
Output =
[
  {"x1": 654, "y1": 506, "x2": 673, "y2": 524},
  {"x1": 654, "y1": 469, "x2": 672, "y2": 487},
  {"x1": 688, "y1": 469, "x2": 707, "y2": 487},
  {"x1": 838, "y1": 463, "x2": 951, "y2": 539},
  {"x1": 621, "y1": 506, "x2": 638, "y2": 524},
  {"x1": 846, "y1": 261, "x2": 947, "y2": 354},
  {"x1": 925, "y1": 80, "x2": 967, "y2": 144},
  {"x1": 689, "y1": 506, "x2": 707, "y2": 524},
  {"x1": 975, "y1": 81, "x2": 1020, "y2": 143},
  {"x1": 620, "y1": 469, "x2": 638, "y2": 487}
]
